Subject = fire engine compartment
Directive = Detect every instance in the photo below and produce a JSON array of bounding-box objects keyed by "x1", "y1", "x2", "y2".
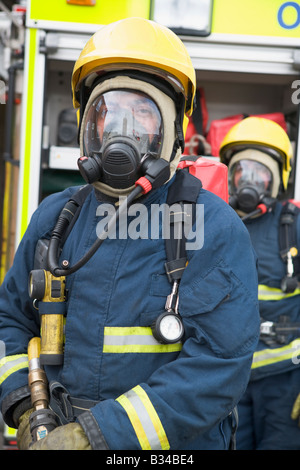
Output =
[{"x1": 41, "y1": 35, "x2": 299, "y2": 202}]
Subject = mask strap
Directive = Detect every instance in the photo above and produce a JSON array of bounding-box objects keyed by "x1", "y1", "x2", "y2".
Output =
[
  {"x1": 77, "y1": 84, "x2": 88, "y2": 145},
  {"x1": 171, "y1": 96, "x2": 186, "y2": 160}
]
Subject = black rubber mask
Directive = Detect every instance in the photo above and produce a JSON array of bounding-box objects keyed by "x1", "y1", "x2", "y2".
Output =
[
  {"x1": 228, "y1": 159, "x2": 273, "y2": 213},
  {"x1": 79, "y1": 89, "x2": 163, "y2": 188}
]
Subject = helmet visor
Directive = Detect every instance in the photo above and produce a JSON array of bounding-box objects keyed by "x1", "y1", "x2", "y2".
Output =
[
  {"x1": 229, "y1": 159, "x2": 273, "y2": 195},
  {"x1": 82, "y1": 89, "x2": 163, "y2": 158}
]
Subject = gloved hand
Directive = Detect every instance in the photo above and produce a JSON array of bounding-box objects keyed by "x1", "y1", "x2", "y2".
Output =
[
  {"x1": 29, "y1": 422, "x2": 92, "y2": 450},
  {"x1": 291, "y1": 392, "x2": 300, "y2": 424},
  {"x1": 17, "y1": 408, "x2": 34, "y2": 450}
]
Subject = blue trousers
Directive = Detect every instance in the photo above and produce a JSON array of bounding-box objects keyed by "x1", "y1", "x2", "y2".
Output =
[{"x1": 236, "y1": 369, "x2": 300, "y2": 450}]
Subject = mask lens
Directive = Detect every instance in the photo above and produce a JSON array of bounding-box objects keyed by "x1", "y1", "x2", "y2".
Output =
[
  {"x1": 82, "y1": 90, "x2": 163, "y2": 158},
  {"x1": 229, "y1": 160, "x2": 273, "y2": 196}
]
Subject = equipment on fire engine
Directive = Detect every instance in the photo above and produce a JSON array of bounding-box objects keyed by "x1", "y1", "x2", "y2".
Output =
[
  {"x1": 57, "y1": 108, "x2": 78, "y2": 147},
  {"x1": 27, "y1": 337, "x2": 58, "y2": 442}
]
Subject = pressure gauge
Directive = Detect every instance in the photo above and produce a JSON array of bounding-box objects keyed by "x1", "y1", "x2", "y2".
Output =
[
  {"x1": 152, "y1": 311, "x2": 184, "y2": 344},
  {"x1": 281, "y1": 275, "x2": 298, "y2": 294}
]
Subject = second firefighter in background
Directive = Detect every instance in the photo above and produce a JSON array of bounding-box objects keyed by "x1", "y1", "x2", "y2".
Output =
[{"x1": 220, "y1": 116, "x2": 300, "y2": 450}]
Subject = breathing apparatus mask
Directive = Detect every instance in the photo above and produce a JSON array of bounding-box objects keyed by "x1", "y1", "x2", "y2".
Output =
[
  {"x1": 228, "y1": 149, "x2": 281, "y2": 219},
  {"x1": 78, "y1": 75, "x2": 183, "y2": 198}
]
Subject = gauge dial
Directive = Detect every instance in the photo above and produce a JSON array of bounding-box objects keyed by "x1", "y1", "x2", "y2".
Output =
[{"x1": 152, "y1": 311, "x2": 184, "y2": 344}]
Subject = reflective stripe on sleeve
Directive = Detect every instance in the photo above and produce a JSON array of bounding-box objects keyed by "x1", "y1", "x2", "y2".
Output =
[
  {"x1": 258, "y1": 284, "x2": 300, "y2": 301},
  {"x1": 0, "y1": 354, "x2": 28, "y2": 385},
  {"x1": 103, "y1": 327, "x2": 182, "y2": 353},
  {"x1": 252, "y1": 339, "x2": 300, "y2": 369},
  {"x1": 116, "y1": 385, "x2": 170, "y2": 450}
]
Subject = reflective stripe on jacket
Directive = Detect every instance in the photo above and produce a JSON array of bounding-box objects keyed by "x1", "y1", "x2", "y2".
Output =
[
  {"x1": 103, "y1": 327, "x2": 182, "y2": 353},
  {"x1": 258, "y1": 284, "x2": 300, "y2": 301},
  {"x1": 0, "y1": 355, "x2": 28, "y2": 386},
  {"x1": 116, "y1": 385, "x2": 170, "y2": 450},
  {"x1": 252, "y1": 338, "x2": 300, "y2": 370}
]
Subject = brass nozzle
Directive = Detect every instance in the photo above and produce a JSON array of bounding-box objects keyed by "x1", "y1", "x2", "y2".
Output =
[
  {"x1": 28, "y1": 338, "x2": 49, "y2": 410},
  {"x1": 28, "y1": 336, "x2": 41, "y2": 359}
]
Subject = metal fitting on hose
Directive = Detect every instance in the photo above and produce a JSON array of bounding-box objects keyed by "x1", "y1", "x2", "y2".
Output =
[{"x1": 28, "y1": 337, "x2": 58, "y2": 442}]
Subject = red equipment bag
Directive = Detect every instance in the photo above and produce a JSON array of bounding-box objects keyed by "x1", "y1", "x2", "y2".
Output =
[
  {"x1": 206, "y1": 112, "x2": 287, "y2": 157},
  {"x1": 178, "y1": 157, "x2": 228, "y2": 203},
  {"x1": 288, "y1": 199, "x2": 300, "y2": 209}
]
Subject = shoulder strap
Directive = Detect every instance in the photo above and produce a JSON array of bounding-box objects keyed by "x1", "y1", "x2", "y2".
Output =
[
  {"x1": 279, "y1": 201, "x2": 300, "y2": 275},
  {"x1": 191, "y1": 89, "x2": 204, "y2": 135},
  {"x1": 167, "y1": 165, "x2": 203, "y2": 205},
  {"x1": 165, "y1": 169, "x2": 202, "y2": 283}
]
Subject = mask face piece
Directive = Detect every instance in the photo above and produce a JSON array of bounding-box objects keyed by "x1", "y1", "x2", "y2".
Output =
[
  {"x1": 229, "y1": 159, "x2": 273, "y2": 213},
  {"x1": 229, "y1": 159, "x2": 273, "y2": 195},
  {"x1": 81, "y1": 89, "x2": 163, "y2": 189}
]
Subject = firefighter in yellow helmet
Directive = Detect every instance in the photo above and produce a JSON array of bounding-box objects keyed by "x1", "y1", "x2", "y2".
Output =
[
  {"x1": 220, "y1": 116, "x2": 293, "y2": 216},
  {"x1": 220, "y1": 116, "x2": 300, "y2": 450},
  {"x1": 0, "y1": 18, "x2": 259, "y2": 450},
  {"x1": 72, "y1": 16, "x2": 195, "y2": 196}
]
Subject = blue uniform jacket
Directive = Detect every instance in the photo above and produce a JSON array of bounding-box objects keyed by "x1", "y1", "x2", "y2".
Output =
[
  {"x1": 0, "y1": 176, "x2": 260, "y2": 450},
  {"x1": 245, "y1": 201, "x2": 300, "y2": 381}
]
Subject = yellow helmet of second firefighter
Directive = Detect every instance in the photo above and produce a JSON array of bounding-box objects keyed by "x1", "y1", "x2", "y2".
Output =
[
  {"x1": 219, "y1": 116, "x2": 293, "y2": 190},
  {"x1": 71, "y1": 17, "x2": 196, "y2": 127}
]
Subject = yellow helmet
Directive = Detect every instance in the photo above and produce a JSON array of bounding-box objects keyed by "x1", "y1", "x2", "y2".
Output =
[
  {"x1": 219, "y1": 116, "x2": 293, "y2": 190},
  {"x1": 71, "y1": 17, "x2": 196, "y2": 117}
]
